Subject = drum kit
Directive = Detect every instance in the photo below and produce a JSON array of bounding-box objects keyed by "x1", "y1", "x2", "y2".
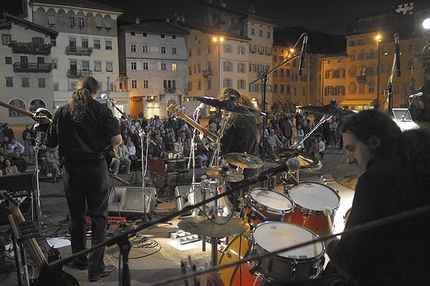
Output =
[{"x1": 170, "y1": 97, "x2": 355, "y2": 285}]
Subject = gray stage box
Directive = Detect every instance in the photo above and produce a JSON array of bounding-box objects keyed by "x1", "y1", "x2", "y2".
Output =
[{"x1": 108, "y1": 186, "x2": 156, "y2": 220}]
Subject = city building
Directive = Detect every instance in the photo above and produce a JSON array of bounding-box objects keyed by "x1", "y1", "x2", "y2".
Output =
[{"x1": 0, "y1": 12, "x2": 57, "y2": 124}]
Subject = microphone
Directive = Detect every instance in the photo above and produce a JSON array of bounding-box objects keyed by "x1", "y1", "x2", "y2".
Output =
[
  {"x1": 101, "y1": 94, "x2": 116, "y2": 103},
  {"x1": 394, "y1": 33, "x2": 401, "y2": 77},
  {"x1": 298, "y1": 33, "x2": 308, "y2": 76},
  {"x1": 409, "y1": 92, "x2": 423, "y2": 98}
]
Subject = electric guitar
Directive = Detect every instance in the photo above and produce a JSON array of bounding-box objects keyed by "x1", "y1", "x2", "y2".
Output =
[{"x1": 0, "y1": 190, "x2": 79, "y2": 286}]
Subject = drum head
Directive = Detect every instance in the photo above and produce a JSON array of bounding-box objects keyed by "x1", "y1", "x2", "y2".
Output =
[
  {"x1": 250, "y1": 188, "x2": 294, "y2": 211},
  {"x1": 289, "y1": 182, "x2": 340, "y2": 211},
  {"x1": 252, "y1": 221, "x2": 324, "y2": 259}
]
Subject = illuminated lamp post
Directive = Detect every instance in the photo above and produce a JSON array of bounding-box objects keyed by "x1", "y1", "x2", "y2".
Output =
[
  {"x1": 212, "y1": 36, "x2": 224, "y2": 94},
  {"x1": 375, "y1": 34, "x2": 382, "y2": 110}
]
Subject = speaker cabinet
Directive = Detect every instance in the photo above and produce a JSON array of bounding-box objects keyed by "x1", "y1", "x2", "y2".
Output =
[{"x1": 108, "y1": 187, "x2": 156, "y2": 220}]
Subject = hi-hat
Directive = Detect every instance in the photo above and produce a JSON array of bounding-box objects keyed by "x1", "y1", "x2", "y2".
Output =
[
  {"x1": 223, "y1": 152, "x2": 264, "y2": 169},
  {"x1": 195, "y1": 96, "x2": 263, "y2": 116},
  {"x1": 206, "y1": 166, "x2": 244, "y2": 182},
  {"x1": 332, "y1": 162, "x2": 361, "y2": 190},
  {"x1": 272, "y1": 149, "x2": 322, "y2": 171},
  {"x1": 298, "y1": 104, "x2": 354, "y2": 117},
  {"x1": 178, "y1": 216, "x2": 249, "y2": 237}
]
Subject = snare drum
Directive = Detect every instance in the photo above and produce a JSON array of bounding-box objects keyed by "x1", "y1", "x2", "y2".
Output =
[
  {"x1": 242, "y1": 188, "x2": 294, "y2": 227},
  {"x1": 251, "y1": 221, "x2": 325, "y2": 282},
  {"x1": 285, "y1": 182, "x2": 340, "y2": 237},
  {"x1": 218, "y1": 235, "x2": 262, "y2": 286}
]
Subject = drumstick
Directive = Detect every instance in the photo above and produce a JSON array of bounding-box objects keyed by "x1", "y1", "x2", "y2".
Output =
[{"x1": 323, "y1": 207, "x2": 333, "y2": 234}]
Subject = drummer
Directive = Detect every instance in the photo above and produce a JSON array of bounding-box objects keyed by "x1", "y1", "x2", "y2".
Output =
[{"x1": 218, "y1": 88, "x2": 263, "y2": 198}]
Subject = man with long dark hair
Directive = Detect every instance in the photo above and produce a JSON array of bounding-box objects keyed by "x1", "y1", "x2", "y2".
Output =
[{"x1": 46, "y1": 76, "x2": 122, "y2": 282}]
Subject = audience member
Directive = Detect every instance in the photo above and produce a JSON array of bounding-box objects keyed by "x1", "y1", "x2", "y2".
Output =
[
  {"x1": 3, "y1": 159, "x2": 19, "y2": 175},
  {"x1": 110, "y1": 142, "x2": 131, "y2": 175},
  {"x1": 10, "y1": 147, "x2": 27, "y2": 173}
]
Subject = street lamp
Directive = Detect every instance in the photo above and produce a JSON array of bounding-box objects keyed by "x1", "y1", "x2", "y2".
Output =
[
  {"x1": 212, "y1": 36, "x2": 224, "y2": 94},
  {"x1": 375, "y1": 34, "x2": 382, "y2": 110}
]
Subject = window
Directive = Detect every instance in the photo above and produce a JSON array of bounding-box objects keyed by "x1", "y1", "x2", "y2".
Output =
[
  {"x1": 82, "y1": 61, "x2": 89, "y2": 71},
  {"x1": 106, "y1": 62, "x2": 113, "y2": 72},
  {"x1": 94, "y1": 39, "x2": 100, "y2": 49},
  {"x1": 163, "y1": 80, "x2": 176, "y2": 88},
  {"x1": 48, "y1": 15, "x2": 56, "y2": 25},
  {"x1": 238, "y1": 63, "x2": 245, "y2": 73},
  {"x1": 5, "y1": 56, "x2": 12, "y2": 65},
  {"x1": 172, "y1": 35, "x2": 176, "y2": 39},
  {"x1": 238, "y1": 46, "x2": 246, "y2": 55},
  {"x1": 143, "y1": 80, "x2": 148, "y2": 88},
  {"x1": 105, "y1": 20, "x2": 111, "y2": 30},
  {"x1": 251, "y1": 28, "x2": 255, "y2": 35},
  {"x1": 198, "y1": 81, "x2": 202, "y2": 90},
  {"x1": 29, "y1": 99, "x2": 46, "y2": 113},
  {"x1": 8, "y1": 99, "x2": 25, "y2": 117},
  {"x1": 172, "y1": 47, "x2": 177, "y2": 54},
  {"x1": 259, "y1": 30, "x2": 263, "y2": 37},
  {"x1": 143, "y1": 62, "x2": 148, "y2": 70},
  {"x1": 223, "y1": 78, "x2": 232, "y2": 88},
  {"x1": 54, "y1": 82, "x2": 59, "y2": 91},
  {"x1": 38, "y1": 78, "x2": 46, "y2": 88},
  {"x1": 160, "y1": 63, "x2": 166, "y2": 70},
  {"x1": 161, "y1": 34, "x2": 165, "y2": 38},
  {"x1": 78, "y1": 17, "x2": 84, "y2": 29},
  {"x1": 68, "y1": 17, "x2": 75, "y2": 28},
  {"x1": 82, "y1": 38, "x2": 89, "y2": 48},
  {"x1": 172, "y1": 63, "x2": 177, "y2": 71},
  {"x1": 95, "y1": 18, "x2": 103, "y2": 29},
  {"x1": 143, "y1": 45, "x2": 148, "y2": 53},
  {"x1": 237, "y1": 79, "x2": 246, "y2": 89},
  {"x1": 105, "y1": 40, "x2": 112, "y2": 50},
  {"x1": 94, "y1": 61, "x2": 102, "y2": 72},
  {"x1": 5, "y1": 76, "x2": 13, "y2": 87},
  {"x1": 2, "y1": 34, "x2": 11, "y2": 45},
  {"x1": 22, "y1": 77, "x2": 30, "y2": 88},
  {"x1": 131, "y1": 62, "x2": 137, "y2": 70},
  {"x1": 131, "y1": 44, "x2": 136, "y2": 52},
  {"x1": 131, "y1": 80, "x2": 137, "y2": 88},
  {"x1": 142, "y1": 32, "x2": 147, "y2": 37},
  {"x1": 130, "y1": 31, "x2": 135, "y2": 36},
  {"x1": 161, "y1": 46, "x2": 166, "y2": 54}
]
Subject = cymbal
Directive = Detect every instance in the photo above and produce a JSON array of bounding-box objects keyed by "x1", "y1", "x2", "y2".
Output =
[
  {"x1": 272, "y1": 149, "x2": 322, "y2": 171},
  {"x1": 223, "y1": 152, "x2": 264, "y2": 169},
  {"x1": 178, "y1": 216, "x2": 249, "y2": 237},
  {"x1": 195, "y1": 96, "x2": 263, "y2": 116},
  {"x1": 298, "y1": 104, "x2": 354, "y2": 117},
  {"x1": 205, "y1": 166, "x2": 244, "y2": 182},
  {"x1": 332, "y1": 162, "x2": 361, "y2": 190}
]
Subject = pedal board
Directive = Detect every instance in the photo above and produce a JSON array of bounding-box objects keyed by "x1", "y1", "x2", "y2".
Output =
[{"x1": 169, "y1": 230, "x2": 200, "y2": 245}]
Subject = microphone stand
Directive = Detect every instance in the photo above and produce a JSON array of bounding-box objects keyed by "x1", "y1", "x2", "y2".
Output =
[
  {"x1": 103, "y1": 96, "x2": 150, "y2": 222},
  {"x1": 250, "y1": 33, "x2": 306, "y2": 179}
]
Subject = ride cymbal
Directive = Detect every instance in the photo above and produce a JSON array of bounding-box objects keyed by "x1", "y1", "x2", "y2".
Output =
[
  {"x1": 332, "y1": 162, "x2": 361, "y2": 190},
  {"x1": 206, "y1": 166, "x2": 244, "y2": 182},
  {"x1": 178, "y1": 216, "x2": 249, "y2": 237},
  {"x1": 195, "y1": 96, "x2": 263, "y2": 116},
  {"x1": 272, "y1": 149, "x2": 322, "y2": 171},
  {"x1": 298, "y1": 104, "x2": 354, "y2": 117},
  {"x1": 223, "y1": 152, "x2": 264, "y2": 169}
]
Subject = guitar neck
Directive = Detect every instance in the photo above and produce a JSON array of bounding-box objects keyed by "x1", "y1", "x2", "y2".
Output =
[{"x1": 167, "y1": 104, "x2": 218, "y2": 141}]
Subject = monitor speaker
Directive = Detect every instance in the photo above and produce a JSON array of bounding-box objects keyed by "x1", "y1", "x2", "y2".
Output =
[{"x1": 108, "y1": 186, "x2": 156, "y2": 220}]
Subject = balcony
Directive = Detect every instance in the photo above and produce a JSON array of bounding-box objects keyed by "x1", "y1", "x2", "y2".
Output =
[
  {"x1": 10, "y1": 41, "x2": 51, "y2": 55},
  {"x1": 164, "y1": 87, "x2": 177, "y2": 93},
  {"x1": 13, "y1": 62, "x2": 52, "y2": 73},
  {"x1": 202, "y1": 69, "x2": 213, "y2": 78},
  {"x1": 67, "y1": 69, "x2": 93, "y2": 78},
  {"x1": 65, "y1": 46, "x2": 93, "y2": 56}
]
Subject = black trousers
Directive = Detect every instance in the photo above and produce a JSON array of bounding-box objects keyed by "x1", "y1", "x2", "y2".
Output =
[{"x1": 63, "y1": 157, "x2": 109, "y2": 276}]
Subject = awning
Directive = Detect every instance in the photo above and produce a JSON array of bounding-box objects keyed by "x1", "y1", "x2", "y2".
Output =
[{"x1": 339, "y1": 99, "x2": 376, "y2": 106}]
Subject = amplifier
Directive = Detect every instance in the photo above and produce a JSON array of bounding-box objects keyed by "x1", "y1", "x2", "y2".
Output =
[{"x1": 0, "y1": 173, "x2": 34, "y2": 225}]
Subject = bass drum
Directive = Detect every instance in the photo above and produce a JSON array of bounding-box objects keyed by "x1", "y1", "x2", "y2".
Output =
[
  {"x1": 251, "y1": 221, "x2": 325, "y2": 283},
  {"x1": 218, "y1": 234, "x2": 262, "y2": 286}
]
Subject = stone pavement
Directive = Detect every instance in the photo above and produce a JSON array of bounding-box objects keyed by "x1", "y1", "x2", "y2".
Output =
[{"x1": 0, "y1": 146, "x2": 355, "y2": 286}]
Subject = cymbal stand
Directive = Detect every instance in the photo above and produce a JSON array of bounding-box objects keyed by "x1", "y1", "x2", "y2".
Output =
[
  {"x1": 187, "y1": 104, "x2": 207, "y2": 217},
  {"x1": 291, "y1": 114, "x2": 332, "y2": 150},
  {"x1": 208, "y1": 111, "x2": 230, "y2": 167}
]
